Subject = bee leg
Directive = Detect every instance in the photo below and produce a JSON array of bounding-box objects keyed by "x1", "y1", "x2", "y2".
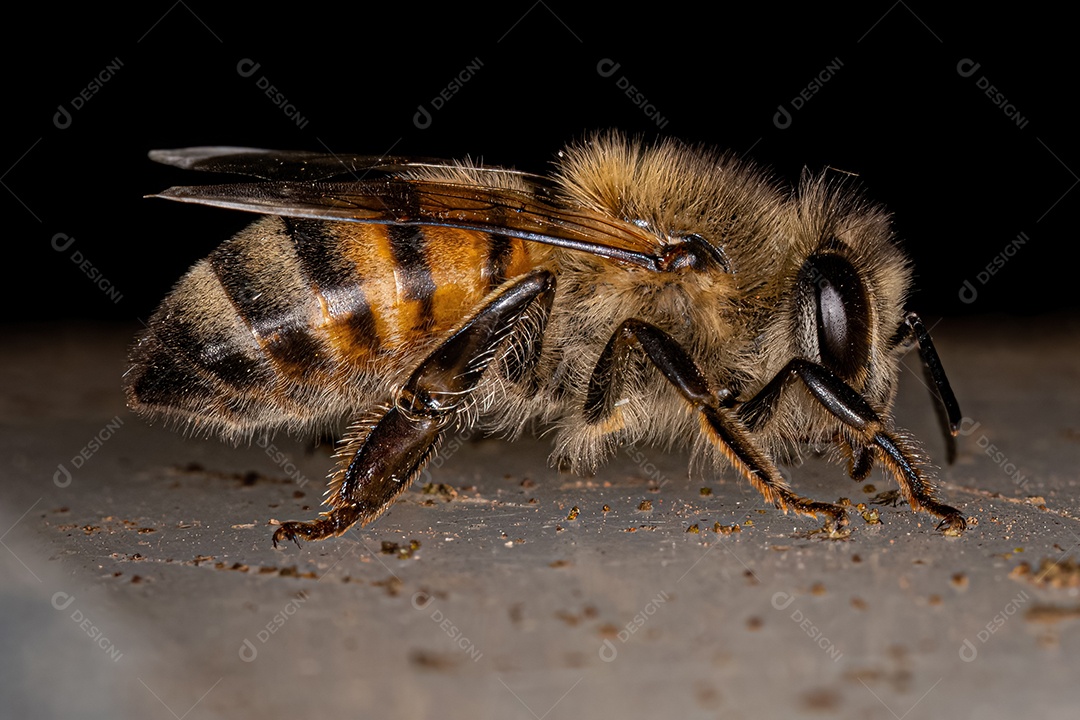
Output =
[
  {"x1": 273, "y1": 407, "x2": 441, "y2": 548},
  {"x1": 836, "y1": 435, "x2": 874, "y2": 482},
  {"x1": 891, "y1": 312, "x2": 962, "y2": 462},
  {"x1": 739, "y1": 359, "x2": 965, "y2": 536},
  {"x1": 272, "y1": 269, "x2": 557, "y2": 547},
  {"x1": 585, "y1": 319, "x2": 848, "y2": 532}
]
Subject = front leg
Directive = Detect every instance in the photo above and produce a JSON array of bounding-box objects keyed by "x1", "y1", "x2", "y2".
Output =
[
  {"x1": 739, "y1": 358, "x2": 965, "y2": 535},
  {"x1": 892, "y1": 312, "x2": 962, "y2": 462},
  {"x1": 273, "y1": 269, "x2": 556, "y2": 547},
  {"x1": 585, "y1": 319, "x2": 847, "y2": 533}
]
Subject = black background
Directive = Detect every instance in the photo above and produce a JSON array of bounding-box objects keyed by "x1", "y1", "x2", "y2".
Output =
[{"x1": 4, "y1": 4, "x2": 1074, "y2": 325}]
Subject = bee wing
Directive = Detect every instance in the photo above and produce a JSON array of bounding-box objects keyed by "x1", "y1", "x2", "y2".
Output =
[
  {"x1": 148, "y1": 147, "x2": 551, "y2": 184},
  {"x1": 152, "y1": 178, "x2": 664, "y2": 270}
]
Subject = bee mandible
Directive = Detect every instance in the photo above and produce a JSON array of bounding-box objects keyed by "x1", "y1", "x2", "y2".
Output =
[{"x1": 125, "y1": 132, "x2": 966, "y2": 547}]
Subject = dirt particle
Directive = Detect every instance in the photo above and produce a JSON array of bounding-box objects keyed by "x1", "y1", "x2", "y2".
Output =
[
  {"x1": 800, "y1": 688, "x2": 841, "y2": 711},
  {"x1": 860, "y1": 507, "x2": 881, "y2": 524},
  {"x1": 381, "y1": 540, "x2": 421, "y2": 559},
  {"x1": 372, "y1": 576, "x2": 403, "y2": 597},
  {"x1": 597, "y1": 623, "x2": 619, "y2": 639},
  {"x1": 1010, "y1": 557, "x2": 1080, "y2": 589},
  {"x1": 409, "y1": 649, "x2": 458, "y2": 670},
  {"x1": 421, "y1": 483, "x2": 458, "y2": 500},
  {"x1": 1025, "y1": 604, "x2": 1080, "y2": 625},
  {"x1": 563, "y1": 652, "x2": 586, "y2": 668}
]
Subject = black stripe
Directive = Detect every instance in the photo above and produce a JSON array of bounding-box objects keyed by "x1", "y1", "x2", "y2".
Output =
[
  {"x1": 486, "y1": 233, "x2": 516, "y2": 287},
  {"x1": 150, "y1": 292, "x2": 272, "y2": 393},
  {"x1": 284, "y1": 218, "x2": 380, "y2": 354},
  {"x1": 209, "y1": 231, "x2": 330, "y2": 382},
  {"x1": 386, "y1": 224, "x2": 436, "y2": 331}
]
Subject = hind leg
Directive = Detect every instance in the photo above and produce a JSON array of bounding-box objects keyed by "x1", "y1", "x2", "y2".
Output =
[{"x1": 273, "y1": 269, "x2": 556, "y2": 547}]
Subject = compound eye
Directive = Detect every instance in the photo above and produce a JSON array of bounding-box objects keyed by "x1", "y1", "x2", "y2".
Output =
[{"x1": 797, "y1": 253, "x2": 870, "y2": 380}]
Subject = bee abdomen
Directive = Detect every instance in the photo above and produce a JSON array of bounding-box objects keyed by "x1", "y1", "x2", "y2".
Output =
[{"x1": 126, "y1": 216, "x2": 538, "y2": 434}]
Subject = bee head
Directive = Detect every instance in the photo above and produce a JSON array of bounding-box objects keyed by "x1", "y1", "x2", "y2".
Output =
[{"x1": 775, "y1": 176, "x2": 912, "y2": 408}]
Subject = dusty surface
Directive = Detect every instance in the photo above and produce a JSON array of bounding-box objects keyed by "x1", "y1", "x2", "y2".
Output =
[{"x1": 2, "y1": 316, "x2": 1079, "y2": 719}]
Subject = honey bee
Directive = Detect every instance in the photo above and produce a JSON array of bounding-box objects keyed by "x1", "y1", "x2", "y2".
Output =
[{"x1": 125, "y1": 132, "x2": 966, "y2": 547}]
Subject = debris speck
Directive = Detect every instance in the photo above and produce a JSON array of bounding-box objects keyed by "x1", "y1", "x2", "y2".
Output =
[
  {"x1": 421, "y1": 483, "x2": 458, "y2": 500},
  {"x1": 1010, "y1": 557, "x2": 1080, "y2": 589}
]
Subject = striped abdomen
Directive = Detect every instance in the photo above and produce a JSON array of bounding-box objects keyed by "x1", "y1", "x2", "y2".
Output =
[{"x1": 125, "y1": 216, "x2": 538, "y2": 436}]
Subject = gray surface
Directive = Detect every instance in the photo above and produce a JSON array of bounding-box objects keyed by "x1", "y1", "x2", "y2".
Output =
[{"x1": 3, "y1": 316, "x2": 1080, "y2": 719}]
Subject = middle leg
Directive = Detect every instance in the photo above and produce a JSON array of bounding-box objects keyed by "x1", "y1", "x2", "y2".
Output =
[{"x1": 585, "y1": 318, "x2": 848, "y2": 532}]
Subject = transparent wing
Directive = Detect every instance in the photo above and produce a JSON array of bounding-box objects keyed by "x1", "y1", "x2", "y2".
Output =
[
  {"x1": 150, "y1": 148, "x2": 665, "y2": 270},
  {"x1": 148, "y1": 147, "x2": 550, "y2": 183}
]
